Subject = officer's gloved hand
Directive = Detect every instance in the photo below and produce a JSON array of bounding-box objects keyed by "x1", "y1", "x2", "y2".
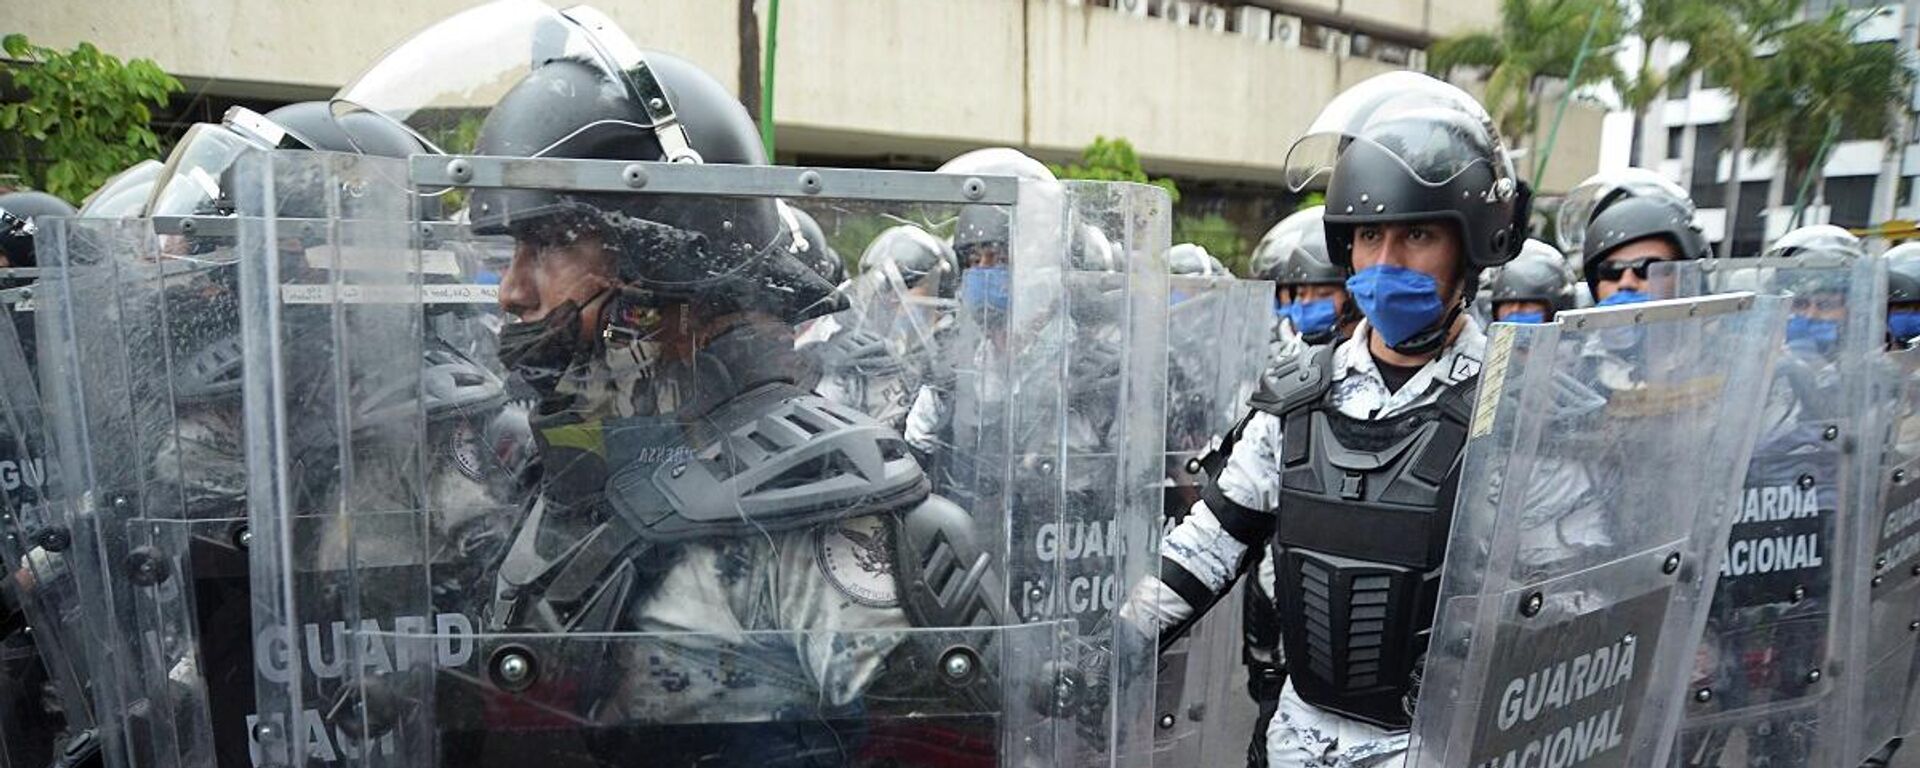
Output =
[{"x1": 1032, "y1": 618, "x2": 1155, "y2": 745}]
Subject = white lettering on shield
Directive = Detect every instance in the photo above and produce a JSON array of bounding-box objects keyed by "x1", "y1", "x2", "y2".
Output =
[{"x1": 1480, "y1": 636, "x2": 1637, "y2": 768}]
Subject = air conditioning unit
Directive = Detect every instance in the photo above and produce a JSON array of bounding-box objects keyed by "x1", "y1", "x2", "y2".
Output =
[
  {"x1": 1161, "y1": 1, "x2": 1198, "y2": 25},
  {"x1": 1197, "y1": 4, "x2": 1228, "y2": 33},
  {"x1": 1115, "y1": 0, "x2": 1150, "y2": 16},
  {"x1": 1271, "y1": 14, "x2": 1303, "y2": 47},
  {"x1": 1325, "y1": 31, "x2": 1350, "y2": 57},
  {"x1": 1237, "y1": 7, "x2": 1273, "y2": 41}
]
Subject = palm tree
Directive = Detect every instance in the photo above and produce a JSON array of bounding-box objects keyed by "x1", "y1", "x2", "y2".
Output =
[
  {"x1": 1429, "y1": 0, "x2": 1625, "y2": 171},
  {"x1": 1616, "y1": 0, "x2": 1726, "y2": 167},
  {"x1": 1746, "y1": 9, "x2": 1915, "y2": 234},
  {"x1": 1680, "y1": 0, "x2": 1802, "y2": 256}
]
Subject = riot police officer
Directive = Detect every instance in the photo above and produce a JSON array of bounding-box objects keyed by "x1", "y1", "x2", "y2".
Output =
[
  {"x1": 1580, "y1": 191, "x2": 1707, "y2": 306},
  {"x1": 1253, "y1": 206, "x2": 1355, "y2": 346},
  {"x1": 1118, "y1": 71, "x2": 1529, "y2": 767},
  {"x1": 1487, "y1": 239, "x2": 1577, "y2": 323}
]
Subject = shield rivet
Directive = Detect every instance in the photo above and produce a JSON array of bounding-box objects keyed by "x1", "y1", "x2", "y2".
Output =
[
  {"x1": 648, "y1": 97, "x2": 666, "y2": 111},
  {"x1": 252, "y1": 721, "x2": 279, "y2": 742},
  {"x1": 1519, "y1": 591, "x2": 1544, "y2": 617},
  {"x1": 1791, "y1": 585, "x2": 1807, "y2": 603},
  {"x1": 1158, "y1": 714, "x2": 1176, "y2": 729},
  {"x1": 32, "y1": 527, "x2": 69, "y2": 553},
  {"x1": 1040, "y1": 460, "x2": 1055, "y2": 475},
  {"x1": 1874, "y1": 576, "x2": 1885, "y2": 588},
  {"x1": 446, "y1": 158, "x2": 472, "y2": 184},
  {"x1": 1806, "y1": 669, "x2": 1823, "y2": 684},
  {"x1": 621, "y1": 164, "x2": 648, "y2": 189},
  {"x1": 799, "y1": 170, "x2": 824, "y2": 195},
  {"x1": 1027, "y1": 585, "x2": 1046, "y2": 603},
  {"x1": 1878, "y1": 557, "x2": 1889, "y2": 571},
  {"x1": 234, "y1": 526, "x2": 252, "y2": 550},
  {"x1": 670, "y1": 463, "x2": 686, "y2": 478},
  {"x1": 1621, "y1": 633, "x2": 1636, "y2": 646},
  {"x1": 941, "y1": 648, "x2": 977, "y2": 682},
  {"x1": 1897, "y1": 469, "x2": 1909, "y2": 484},
  {"x1": 1694, "y1": 688, "x2": 1713, "y2": 703},
  {"x1": 1823, "y1": 426, "x2": 1840, "y2": 441},
  {"x1": 1911, "y1": 563, "x2": 1920, "y2": 577},
  {"x1": 962, "y1": 177, "x2": 987, "y2": 201},
  {"x1": 1662, "y1": 552, "x2": 1682, "y2": 575},
  {"x1": 489, "y1": 646, "x2": 538, "y2": 692},
  {"x1": 1796, "y1": 474, "x2": 1815, "y2": 490},
  {"x1": 1185, "y1": 457, "x2": 1203, "y2": 475},
  {"x1": 1909, "y1": 620, "x2": 1919, "y2": 632},
  {"x1": 125, "y1": 547, "x2": 171, "y2": 587}
]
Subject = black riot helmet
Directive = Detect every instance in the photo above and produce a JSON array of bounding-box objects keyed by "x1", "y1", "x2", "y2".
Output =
[
  {"x1": 467, "y1": 50, "x2": 831, "y2": 321},
  {"x1": 859, "y1": 224, "x2": 958, "y2": 296},
  {"x1": 1289, "y1": 72, "x2": 1530, "y2": 276},
  {"x1": 336, "y1": 1, "x2": 833, "y2": 322},
  {"x1": 0, "y1": 191, "x2": 76, "y2": 268},
  {"x1": 1580, "y1": 193, "x2": 1707, "y2": 290},
  {"x1": 1284, "y1": 71, "x2": 1527, "y2": 355},
  {"x1": 1255, "y1": 206, "x2": 1342, "y2": 287},
  {"x1": 1556, "y1": 168, "x2": 1692, "y2": 254},
  {"x1": 1488, "y1": 240, "x2": 1576, "y2": 318}
]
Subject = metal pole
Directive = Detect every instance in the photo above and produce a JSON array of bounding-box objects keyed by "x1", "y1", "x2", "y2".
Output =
[
  {"x1": 1534, "y1": 3, "x2": 1606, "y2": 186},
  {"x1": 760, "y1": 0, "x2": 782, "y2": 158}
]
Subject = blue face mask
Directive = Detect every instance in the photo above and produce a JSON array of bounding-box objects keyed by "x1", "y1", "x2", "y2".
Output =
[
  {"x1": 961, "y1": 266, "x2": 1009, "y2": 313},
  {"x1": 1285, "y1": 298, "x2": 1339, "y2": 337},
  {"x1": 1345, "y1": 265, "x2": 1447, "y2": 349},
  {"x1": 1597, "y1": 290, "x2": 1652, "y2": 307},
  {"x1": 1891, "y1": 311, "x2": 1920, "y2": 344},
  {"x1": 1272, "y1": 299, "x2": 1287, "y2": 319},
  {"x1": 1786, "y1": 315, "x2": 1841, "y2": 351},
  {"x1": 1500, "y1": 310, "x2": 1546, "y2": 325}
]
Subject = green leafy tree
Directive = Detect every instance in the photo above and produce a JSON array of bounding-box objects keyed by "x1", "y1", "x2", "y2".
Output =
[
  {"x1": 1429, "y1": 0, "x2": 1625, "y2": 156},
  {"x1": 1746, "y1": 10, "x2": 1915, "y2": 227},
  {"x1": 1684, "y1": 0, "x2": 1801, "y2": 255},
  {"x1": 1049, "y1": 136, "x2": 1180, "y2": 203},
  {"x1": 0, "y1": 35, "x2": 181, "y2": 203},
  {"x1": 1175, "y1": 214, "x2": 1250, "y2": 275},
  {"x1": 1616, "y1": 0, "x2": 1736, "y2": 166}
]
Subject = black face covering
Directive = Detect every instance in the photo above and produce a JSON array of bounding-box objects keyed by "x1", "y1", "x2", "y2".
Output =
[{"x1": 497, "y1": 293, "x2": 604, "y2": 396}]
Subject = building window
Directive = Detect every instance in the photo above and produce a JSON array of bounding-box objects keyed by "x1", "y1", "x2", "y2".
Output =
[
  {"x1": 1667, "y1": 75, "x2": 1689, "y2": 100},
  {"x1": 1667, "y1": 127, "x2": 1685, "y2": 160}
]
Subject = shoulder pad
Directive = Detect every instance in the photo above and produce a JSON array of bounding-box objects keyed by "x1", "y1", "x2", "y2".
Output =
[
  {"x1": 1247, "y1": 343, "x2": 1334, "y2": 417},
  {"x1": 608, "y1": 385, "x2": 930, "y2": 543},
  {"x1": 894, "y1": 493, "x2": 1005, "y2": 628}
]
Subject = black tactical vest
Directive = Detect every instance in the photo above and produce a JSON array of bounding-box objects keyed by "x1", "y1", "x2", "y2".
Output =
[{"x1": 1255, "y1": 346, "x2": 1476, "y2": 728}]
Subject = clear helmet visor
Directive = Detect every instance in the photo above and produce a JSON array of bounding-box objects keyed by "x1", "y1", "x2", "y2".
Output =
[
  {"x1": 80, "y1": 160, "x2": 164, "y2": 218},
  {"x1": 143, "y1": 123, "x2": 272, "y2": 218},
  {"x1": 1283, "y1": 71, "x2": 1513, "y2": 193},
  {"x1": 333, "y1": 0, "x2": 685, "y2": 159},
  {"x1": 1763, "y1": 224, "x2": 1866, "y2": 264},
  {"x1": 1555, "y1": 168, "x2": 1691, "y2": 253}
]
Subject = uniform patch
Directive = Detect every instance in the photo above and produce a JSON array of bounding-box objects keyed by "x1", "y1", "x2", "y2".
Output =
[
  {"x1": 449, "y1": 419, "x2": 486, "y2": 481},
  {"x1": 816, "y1": 516, "x2": 900, "y2": 608}
]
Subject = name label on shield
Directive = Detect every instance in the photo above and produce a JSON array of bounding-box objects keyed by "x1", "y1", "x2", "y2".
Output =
[
  {"x1": 1719, "y1": 480, "x2": 1826, "y2": 580},
  {"x1": 1468, "y1": 587, "x2": 1669, "y2": 768},
  {"x1": 245, "y1": 612, "x2": 475, "y2": 767}
]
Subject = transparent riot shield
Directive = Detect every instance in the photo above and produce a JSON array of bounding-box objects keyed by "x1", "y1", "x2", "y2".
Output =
[
  {"x1": 1405, "y1": 292, "x2": 1789, "y2": 767},
  {"x1": 805, "y1": 255, "x2": 954, "y2": 434},
  {"x1": 1652, "y1": 256, "x2": 1886, "y2": 768},
  {"x1": 0, "y1": 286, "x2": 97, "y2": 768},
  {"x1": 1151, "y1": 276, "x2": 1271, "y2": 765},
  {"x1": 239, "y1": 152, "x2": 1172, "y2": 768},
  {"x1": 35, "y1": 213, "x2": 251, "y2": 768},
  {"x1": 1866, "y1": 346, "x2": 1920, "y2": 762}
]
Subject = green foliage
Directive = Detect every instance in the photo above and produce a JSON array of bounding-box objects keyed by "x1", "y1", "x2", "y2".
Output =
[
  {"x1": 1175, "y1": 214, "x2": 1249, "y2": 276},
  {"x1": 1050, "y1": 136, "x2": 1181, "y2": 204},
  {"x1": 0, "y1": 34, "x2": 182, "y2": 204},
  {"x1": 1747, "y1": 11, "x2": 1915, "y2": 192},
  {"x1": 1429, "y1": 0, "x2": 1625, "y2": 146},
  {"x1": 1294, "y1": 192, "x2": 1325, "y2": 213}
]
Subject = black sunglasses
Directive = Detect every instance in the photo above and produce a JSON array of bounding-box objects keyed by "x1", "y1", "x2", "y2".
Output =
[{"x1": 1594, "y1": 257, "x2": 1673, "y2": 282}]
